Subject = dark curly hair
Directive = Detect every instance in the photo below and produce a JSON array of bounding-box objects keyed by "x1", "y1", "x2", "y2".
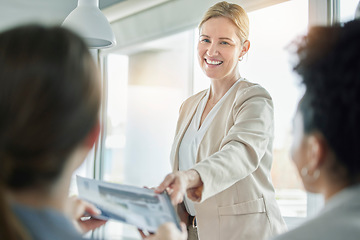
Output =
[{"x1": 294, "y1": 20, "x2": 360, "y2": 184}]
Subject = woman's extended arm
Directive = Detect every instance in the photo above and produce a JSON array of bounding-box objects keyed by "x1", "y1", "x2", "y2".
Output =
[{"x1": 157, "y1": 85, "x2": 273, "y2": 204}]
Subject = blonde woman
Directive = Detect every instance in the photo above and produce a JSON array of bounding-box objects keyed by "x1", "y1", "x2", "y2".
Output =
[{"x1": 155, "y1": 2, "x2": 286, "y2": 240}]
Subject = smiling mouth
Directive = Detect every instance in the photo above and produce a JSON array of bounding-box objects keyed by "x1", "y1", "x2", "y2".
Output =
[{"x1": 205, "y1": 58, "x2": 223, "y2": 65}]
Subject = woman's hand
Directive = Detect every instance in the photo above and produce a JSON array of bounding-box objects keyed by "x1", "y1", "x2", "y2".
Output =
[
  {"x1": 155, "y1": 170, "x2": 203, "y2": 205},
  {"x1": 65, "y1": 196, "x2": 107, "y2": 234},
  {"x1": 139, "y1": 222, "x2": 187, "y2": 240}
]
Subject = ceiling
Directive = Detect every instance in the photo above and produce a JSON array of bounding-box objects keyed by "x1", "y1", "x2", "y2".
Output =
[
  {"x1": 99, "y1": 0, "x2": 126, "y2": 9},
  {"x1": 0, "y1": 0, "x2": 170, "y2": 31}
]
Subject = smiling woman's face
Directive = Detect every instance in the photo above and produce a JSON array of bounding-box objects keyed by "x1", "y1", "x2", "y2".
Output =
[{"x1": 197, "y1": 17, "x2": 244, "y2": 81}]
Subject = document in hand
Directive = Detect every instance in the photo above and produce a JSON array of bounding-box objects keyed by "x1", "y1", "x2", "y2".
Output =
[{"x1": 76, "y1": 176, "x2": 181, "y2": 232}]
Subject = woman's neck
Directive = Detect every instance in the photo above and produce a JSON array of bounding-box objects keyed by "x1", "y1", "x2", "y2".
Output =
[
  {"x1": 9, "y1": 145, "x2": 88, "y2": 212},
  {"x1": 209, "y1": 74, "x2": 240, "y2": 102},
  {"x1": 9, "y1": 174, "x2": 71, "y2": 212},
  {"x1": 319, "y1": 169, "x2": 351, "y2": 203},
  {"x1": 8, "y1": 151, "x2": 84, "y2": 213}
]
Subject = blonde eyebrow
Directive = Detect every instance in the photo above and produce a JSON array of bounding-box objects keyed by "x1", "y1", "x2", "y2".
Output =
[
  {"x1": 219, "y1": 37, "x2": 235, "y2": 42},
  {"x1": 199, "y1": 35, "x2": 235, "y2": 42},
  {"x1": 199, "y1": 34, "x2": 210, "y2": 38}
]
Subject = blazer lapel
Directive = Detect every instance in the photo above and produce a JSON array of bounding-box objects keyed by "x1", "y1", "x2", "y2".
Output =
[
  {"x1": 172, "y1": 91, "x2": 207, "y2": 171},
  {"x1": 195, "y1": 83, "x2": 240, "y2": 163}
]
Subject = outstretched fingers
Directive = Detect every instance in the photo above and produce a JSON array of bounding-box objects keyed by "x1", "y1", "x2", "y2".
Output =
[{"x1": 155, "y1": 173, "x2": 187, "y2": 205}]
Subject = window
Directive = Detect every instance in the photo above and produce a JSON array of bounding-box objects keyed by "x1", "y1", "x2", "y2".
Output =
[
  {"x1": 339, "y1": 0, "x2": 359, "y2": 22},
  {"x1": 243, "y1": 0, "x2": 308, "y2": 219},
  {"x1": 101, "y1": 30, "x2": 194, "y2": 239}
]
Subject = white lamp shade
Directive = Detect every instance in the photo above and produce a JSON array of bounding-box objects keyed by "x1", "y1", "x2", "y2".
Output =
[{"x1": 62, "y1": 0, "x2": 116, "y2": 49}]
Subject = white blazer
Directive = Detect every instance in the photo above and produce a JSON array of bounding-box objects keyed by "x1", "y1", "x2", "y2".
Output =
[{"x1": 170, "y1": 79, "x2": 287, "y2": 240}]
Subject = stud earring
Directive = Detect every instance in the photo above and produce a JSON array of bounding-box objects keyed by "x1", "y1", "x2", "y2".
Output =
[
  {"x1": 301, "y1": 167, "x2": 308, "y2": 177},
  {"x1": 301, "y1": 167, "x2": 320, "y2": 180}
]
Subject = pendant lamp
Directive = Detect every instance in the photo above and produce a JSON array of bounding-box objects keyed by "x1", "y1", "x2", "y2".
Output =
[{"x1": 62, "y1": 0, "x2": 116, "y2": 49}]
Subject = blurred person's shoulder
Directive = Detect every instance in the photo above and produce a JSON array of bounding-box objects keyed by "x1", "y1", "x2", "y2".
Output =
[
  {"x1": 271, "y1": 186, "x2": 360, "y2": 240},
  {"x1": 12, "y1": 203, "x2": 84, "y2": 240}
]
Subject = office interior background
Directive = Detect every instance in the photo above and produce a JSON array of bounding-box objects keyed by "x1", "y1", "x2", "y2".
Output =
[{"x1": 0, "y1": 0, "x2": 359, "y2": 239}]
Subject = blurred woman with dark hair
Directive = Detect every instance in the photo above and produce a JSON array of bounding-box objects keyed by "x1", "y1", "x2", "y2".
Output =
[
  {"x1": 0, "y1": 25, "x2": 105, "y2": 240},
  {"x1": 0, "y1": 24, "x2": 189, "y2": 240},
  {"x1": 272, "y1": 19, "x2": 360, "y2": 240}
]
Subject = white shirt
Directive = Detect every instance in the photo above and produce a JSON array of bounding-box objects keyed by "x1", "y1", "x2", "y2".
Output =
[{"x1": 178, "y1": 79, "x2": 242, "y2": 216}]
